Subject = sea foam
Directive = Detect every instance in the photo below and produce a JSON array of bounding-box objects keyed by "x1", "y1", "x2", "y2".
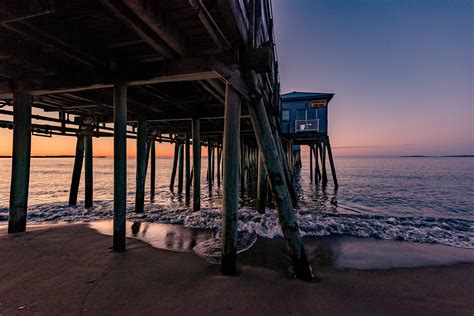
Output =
[{"x1": 1, "y1": 201, "x2": 472, "y2": 250}]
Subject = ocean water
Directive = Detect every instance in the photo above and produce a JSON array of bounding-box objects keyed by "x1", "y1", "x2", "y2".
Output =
[{"x1": 0, "y1": 157, "x2": 473, "y2": 253}]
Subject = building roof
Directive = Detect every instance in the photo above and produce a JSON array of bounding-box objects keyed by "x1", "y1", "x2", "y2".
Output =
[{"x1": 281, "y1": 91, "x2": 334, "y2": 102}]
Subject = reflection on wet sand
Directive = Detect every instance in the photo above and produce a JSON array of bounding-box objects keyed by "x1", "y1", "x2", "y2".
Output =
[
  {"x1": 90, "y1": 220, "x2": 474, "y2": 269},
  {"x1": 90, "y1": 220, "x2": 215, "y2": 252}
]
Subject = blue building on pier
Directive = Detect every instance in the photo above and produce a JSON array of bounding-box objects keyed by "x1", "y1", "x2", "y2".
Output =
[
  {"x1": 280, "y1": 91, "x2": 334, "y2": 136},
  {"x1": 280, "y1": 91, "x2": 338, "y2": 187}
]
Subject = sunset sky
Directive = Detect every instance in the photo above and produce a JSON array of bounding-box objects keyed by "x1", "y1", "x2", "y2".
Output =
[{"x1": 0, "y1": 0, "x2": 471, "y2": 157}]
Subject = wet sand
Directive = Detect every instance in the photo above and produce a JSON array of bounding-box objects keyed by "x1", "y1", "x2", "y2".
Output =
[{"x1": 1, "y1": 223, "x2": 473, "y2": 315}]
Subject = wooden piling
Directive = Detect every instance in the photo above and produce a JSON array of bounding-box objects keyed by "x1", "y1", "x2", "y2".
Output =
[
  {"x1": 84, "y1": 134, "x2": 93, "y2": 209},
  {"x1": 185, "y1": 133, "x2": 191, "y2": 201},
  {"x1": 8, "y1": 92, "x2": 32, "y2": 234},
  {"x1": 288, "y1": 140, "x2": 294, "y2": 175},
  {"x1": 256, "y1": 154, "x2": 267, "y2": 214},
  {"x1": 68, "y1": 135, "x2": 84, "y2": 206},
  {"x1": 178, "y1": 142, "x2": 184, "y2": 194},
  {"x1": 240, "y1": 141, "x2": 245, "y2": 197},
  {"x1": 321, "y1": 142, "x2": 328, "y2": 185},
  {"x1": 221, "y1": 84, "x2": 241, "y2": 275},
  {"x1": 169, "y1": 141, "x2": 179, "y2": 191},
  {"x1": 150, "y1": 140, "x2": 156, "y2": 202},
  {"x1": 326, "y1": 139, "x2": 338, "y2": 188},
  {"x1": 216, "y1": 145, "x2": 222, "y2": 187},
  {"x1": 269, "y1": 115, "x2": 298, "y2": 207},
  {"x1": 207, "y1": 142, "x2": 212, "y2": 189},
  {"x1": 113, "y1": 82, "x2": 127, "y2": 251},
  {"x1": 246, "y1": 73, "x2": 312, "y2": 280},
  {"x1": 192, "y1": 117, "x2": 201, "y2": 211},
  {"x1": 314, "y1": 144, "x2": 321, "y2": 182},
  {"x1": 295, "y1": 149, "x2": 302, "y2": 168},
  {"x1": 135, "y1": 121, "x2": 147, "y2": 212},
  {"x1": 211, "y1": 144, "x2": 215, "y2": 181},
  {"x1": 309, "y1": 144, "x2": 313, "y2": 180}
]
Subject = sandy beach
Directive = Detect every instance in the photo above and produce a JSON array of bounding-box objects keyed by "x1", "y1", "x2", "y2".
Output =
[{"x1": 0, "y1": 223, "x2": 473, "y2": 315}]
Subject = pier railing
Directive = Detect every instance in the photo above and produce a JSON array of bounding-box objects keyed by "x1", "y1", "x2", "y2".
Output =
[{"x1": 295, "y1": 119, "x2": 319, "y2": 132}]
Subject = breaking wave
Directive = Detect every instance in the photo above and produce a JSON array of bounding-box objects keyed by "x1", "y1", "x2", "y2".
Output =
[{"x1": 0, "y1": 201, "x2": 472, "y2": 249}]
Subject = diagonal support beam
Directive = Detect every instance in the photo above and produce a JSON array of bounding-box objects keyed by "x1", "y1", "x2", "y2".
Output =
[
  {"x1": 189, "y1": 0, "x2": 230, "y2": 51},
  {"x1": 209, "y1": 59, "x2": 250, "y2": 100},
  {"x1": 99, "y1": 0, "x2": 177, "y2": 59},
  {"x1": 122, "y1": 0, "x2": 189, "y2": 57},
  {"x1": 0, "y1": 0, "x2": 54, "y2": 24}
]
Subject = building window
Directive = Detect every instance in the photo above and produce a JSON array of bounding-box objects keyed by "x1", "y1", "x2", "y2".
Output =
[
  {"x1": 282, "y1": 110, "x2": 290, "y2": 121},
  {"x1": 311, "y1": 99, "x2": 327, "y2": 108}
]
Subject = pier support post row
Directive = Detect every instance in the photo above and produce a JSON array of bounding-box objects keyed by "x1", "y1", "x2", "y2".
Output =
[
  {"x1": 221, "y1": 84, "x2": 241, "y2": 275},
  {"x1": 309, "y1": 145, "x2": 313, "y2": 180},
  {"x1": 113, "y1": 82, "x2": 127, "y2": 251},
  {"x1": 192, "y1": 117, "x2": 201, "y2": 211},
  {"x1": 150, "y1": 140, "x2": 156, "y2": 202},
  {"x1": 8, "y1": 92, "x2": 32, "y2": 234},
  {"x1": 69, "y1": 135, "x2": 84, "y2": 206},
  {"x1": 84, "y1": 134, "x2": 93, "y2": 209},
  {"x1": 135, "y1": 121, "x2": 147, "y2": 212},
  {"x1": 247, "y1": 72, "x2": 312, "y2": 280}
]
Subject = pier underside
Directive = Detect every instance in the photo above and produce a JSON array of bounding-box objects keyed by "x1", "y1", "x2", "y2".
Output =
[{"x1": 0, "y1": 0, "x2": 313, "y2": 279}]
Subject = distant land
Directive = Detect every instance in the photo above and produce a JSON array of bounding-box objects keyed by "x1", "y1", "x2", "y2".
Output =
[
  {"x1": 0, "y1": 155, "x2": 108, "y2": 158},
  {"x1": 400, "y1": 155, "x2": 474, "y2": 158}
]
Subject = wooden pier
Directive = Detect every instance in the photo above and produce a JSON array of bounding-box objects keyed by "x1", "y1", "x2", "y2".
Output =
[{"x1": 0, "y1": 0, "x2": 312, "y2": 280}]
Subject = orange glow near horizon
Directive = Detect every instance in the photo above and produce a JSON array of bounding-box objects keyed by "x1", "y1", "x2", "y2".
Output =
[
  {"x1": 0, "y1": 129, "x2": 176, "y2": 158},
  {"x1": 0, "y1": 119, "x2": 471, "y2": 158}
]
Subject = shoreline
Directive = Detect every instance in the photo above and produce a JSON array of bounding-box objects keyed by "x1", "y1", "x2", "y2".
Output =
[
  {"x1": 1, "y1": 219, "x2": 474, "y2": 268},
  {"x1": 1, "y1": 223, "x2": 473, "y2": 314}
]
